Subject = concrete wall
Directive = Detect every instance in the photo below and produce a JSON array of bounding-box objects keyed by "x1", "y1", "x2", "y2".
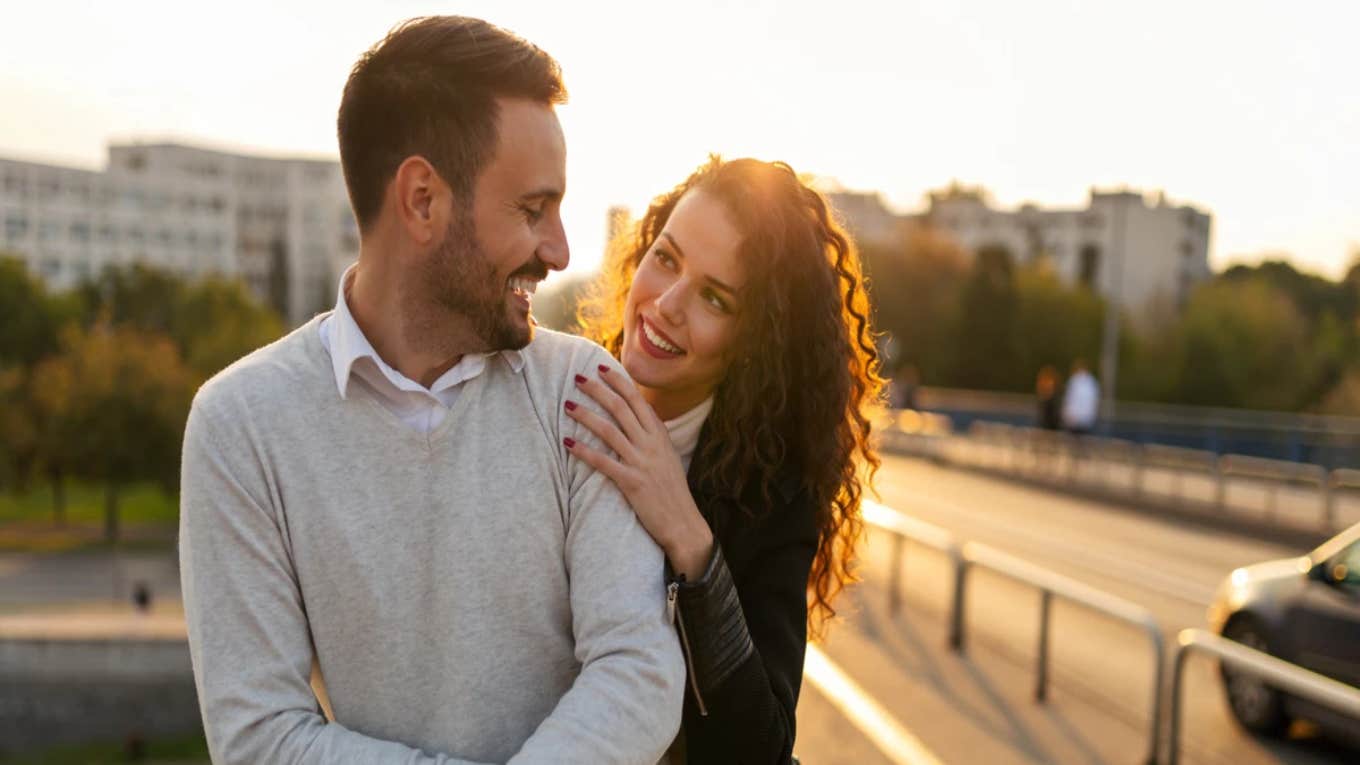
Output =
[{"x1": 0, "y1": 637, "x2": 200, "y2": 756}]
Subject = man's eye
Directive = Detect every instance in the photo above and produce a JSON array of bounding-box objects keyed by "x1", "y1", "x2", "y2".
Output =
[{"x1": 520, "y1": 204, "x2": 544, "y2": 223}]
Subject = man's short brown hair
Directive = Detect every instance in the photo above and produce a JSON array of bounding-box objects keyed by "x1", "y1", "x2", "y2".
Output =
[{"x1": 337, "y1": 16, "x2": 567, "y2": 232}]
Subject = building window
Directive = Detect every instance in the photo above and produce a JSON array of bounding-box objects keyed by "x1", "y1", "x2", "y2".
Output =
[
  {"x1": 4, "y1": 214, "x2": 27, "y2": 239},
  {"x1": 1079, "y1": 244, "x2": 1101, "y2": 287},
  {"x1": 39, "y1": 221, "x2": 60, "y2": 242},
  {"x1": 70, "y1": 222, "x2": 91, "y2": 242}
]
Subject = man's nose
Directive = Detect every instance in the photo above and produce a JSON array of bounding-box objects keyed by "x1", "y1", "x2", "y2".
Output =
[{"x1": 538, "y1": 211, "x2": 569, "y2": 271}]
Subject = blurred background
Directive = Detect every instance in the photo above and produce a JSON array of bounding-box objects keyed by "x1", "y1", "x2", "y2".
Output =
[{"x1": 1, "y1": 1, "x2": 1358, "y2": 762}]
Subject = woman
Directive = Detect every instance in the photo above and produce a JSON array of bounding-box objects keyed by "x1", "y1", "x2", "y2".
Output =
[{"x1": 564, "y1": 156, "x2": 882, "y2": 763}]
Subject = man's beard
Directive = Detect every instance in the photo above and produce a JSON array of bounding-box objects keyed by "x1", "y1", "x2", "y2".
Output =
[{"x1": 412, "y1": 209, "x2": 546, "y2": 354}]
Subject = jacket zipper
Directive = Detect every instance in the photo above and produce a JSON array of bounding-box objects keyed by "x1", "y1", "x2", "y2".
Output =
[{"x1": 668, "y1": 581, "x2": 709, "y2": 717}]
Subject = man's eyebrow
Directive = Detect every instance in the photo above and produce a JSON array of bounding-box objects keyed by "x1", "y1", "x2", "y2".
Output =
[
  {"x1": 519, "y1": 187, "x2": 562, "y2": 203},
  {"x1": 661, "y1": 232, "x2": 741, "y2": 295}
]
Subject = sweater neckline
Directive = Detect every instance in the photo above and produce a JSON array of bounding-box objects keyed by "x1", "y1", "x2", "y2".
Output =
[{"x1": 301, "y1": 312, "x2": 481, "y2": 450}]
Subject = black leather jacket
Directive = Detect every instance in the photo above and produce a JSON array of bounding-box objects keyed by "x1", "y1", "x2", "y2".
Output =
[{"x1": 668, "y1": 430, "x2": 819, "y2": 764}]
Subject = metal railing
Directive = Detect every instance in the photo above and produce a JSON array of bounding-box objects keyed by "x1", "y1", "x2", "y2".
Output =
[
  {"x1": 1165, "y1": 629, "x2": 1360, "y2": 765},
  {"x1": 958, "y1": 541, "x2": 1165, "y2": 765},
  {"x1": 887, "y1": 417, "x2": 1355, "y2": 535},
  {"x1": 865, "y1": 501, "x2": 1165, "y2": 765},
  {"x1": 862, "y1": 500, "x2": 965, "y2": 647}
]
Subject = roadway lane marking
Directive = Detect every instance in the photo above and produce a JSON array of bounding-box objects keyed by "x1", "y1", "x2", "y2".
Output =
[
  {"x1": 803, "y1": 645, "x2": 945, "y2": 765},
  {"x1": 874, "y1": 490, "x2": 1219, "y2": 605}
]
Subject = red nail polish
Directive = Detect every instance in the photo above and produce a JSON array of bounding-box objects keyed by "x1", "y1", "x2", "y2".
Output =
[
  {"x1": 598, "y1": 364, "x2": 610, "y2": 374},
  {"x1": 565, "y1": 400, "x2": 577, "y2": 411},
  {"x1": 563, "y1": 437, "x2": 576, "y2": 448},
  {"x1": 574, "y1": 374, "x2": 586, "y2": 384}
]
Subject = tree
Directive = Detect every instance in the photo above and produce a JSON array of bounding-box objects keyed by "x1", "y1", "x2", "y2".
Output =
[
  {"x1": 1170, "y1": 279, "x2": 1315, "y2": 410},
  {"x1": 171, "y1": 277, "x2": 284, "y2": 379},
  {"x1": 860, "y1": 222, "x2": 971, "y2": 382},
  {"x1": 946, "y1": 243, "x2": 1022, "y2": 390},
  {"x1": 29, "y1": 323, "x2": 195, "y2": 542},
  {"x1": 0, "y1": 255, "x2": 65, "y2": 368},
  {"x1": 1012, "y1": 263, "x2": 1105, "y2": 391}
]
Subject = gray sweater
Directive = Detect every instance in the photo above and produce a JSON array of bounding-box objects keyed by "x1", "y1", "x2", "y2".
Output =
[{"x1": 179, "y1": 314, "x2": 685, "y2": 764}]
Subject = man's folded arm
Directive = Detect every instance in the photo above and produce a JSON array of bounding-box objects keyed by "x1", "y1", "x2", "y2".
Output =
[{"x1": 179, "y1": 400, "x2": 489, "y2": 765}]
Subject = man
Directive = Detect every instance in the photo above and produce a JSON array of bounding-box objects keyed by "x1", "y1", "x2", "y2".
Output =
[
  {"x1": 1061, "y1": 358, "x2": 1100, "y2": 435},
  {"x1": 179, "y1": 17, "x2": 684, "y2": 764}
]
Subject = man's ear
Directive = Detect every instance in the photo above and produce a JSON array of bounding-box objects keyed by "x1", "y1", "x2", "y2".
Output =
[{"x1": 390, "y1": 156, "x2": 449, "y2": 246}]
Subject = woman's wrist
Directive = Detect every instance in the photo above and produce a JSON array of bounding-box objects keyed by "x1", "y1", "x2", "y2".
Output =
[{"x1": 665, "y1": 511, "x2": 715, "y2": 581}]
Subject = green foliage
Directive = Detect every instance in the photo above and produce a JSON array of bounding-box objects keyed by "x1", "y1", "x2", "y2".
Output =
[
  {"x1": 0, "y1": 261, "x2": 283, "y2": 538},
  {"x1": 860, "y1": 224, "x2": 971, "y2": 382},
  {"x1": 0, "y1": 256, "x2": 66, "y2": 367},
  {"x1": 29, "y1": 323, "x2": 196, "y2": 541},
  {"x1": 75, "y1": 264, "x2": 283, "y2": 379}
]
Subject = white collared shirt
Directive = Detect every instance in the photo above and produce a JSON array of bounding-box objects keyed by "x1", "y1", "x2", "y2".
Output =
[{"x1": 318, "y1": 262, "x2": 524, "y2": 434}]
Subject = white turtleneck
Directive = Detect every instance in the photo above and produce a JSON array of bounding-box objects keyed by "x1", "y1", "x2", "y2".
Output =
[{"x1": 663, "y1": 396, "x2": 715, "y2": 472}]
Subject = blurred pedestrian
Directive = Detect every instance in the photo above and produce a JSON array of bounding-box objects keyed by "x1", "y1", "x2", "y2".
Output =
[
  {"x1": 1062, "y1": 358, "x2": 1100, "y2": 435},
  {"x1": 890, "y1": 363, "x2": 921, "y2": 410},
  {"x1": 1035, "y1": 365, "x2": 1061, "y2": 430}
]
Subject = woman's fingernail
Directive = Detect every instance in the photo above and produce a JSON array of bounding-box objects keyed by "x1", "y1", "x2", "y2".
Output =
[
  {"x1": 598, "y1": 364, "x2": 610, "y2": 374},
  {"x1": 563, "y1": 437, "x2": 576, "y2": 448},
  {"x1": 574, "y1": 374, "x2": 586, "y2": 384},
  {"x1": 565, "y1": 400, "x2": 577, "y2": 411}
]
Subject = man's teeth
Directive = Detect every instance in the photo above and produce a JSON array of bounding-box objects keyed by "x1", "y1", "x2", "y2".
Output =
[
  {"x1": 509, "y1": 278, "x2": 538, "y2": 295},
  {"x1": 643, "y1": 320, "x2": 683, "y2": 355}
]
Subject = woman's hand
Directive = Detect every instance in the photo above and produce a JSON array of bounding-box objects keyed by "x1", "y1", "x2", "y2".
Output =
[{"x1": 564, "y1": 365, "x2": 714, "y2": 579}]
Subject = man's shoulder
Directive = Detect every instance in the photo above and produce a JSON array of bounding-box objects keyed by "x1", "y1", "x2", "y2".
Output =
[
  {"x1": 192, "y1": 317, "x2": 327, "y2": 423},
  {"x1": 518, "y1": 327, "x2": 616, "y2": 379}
]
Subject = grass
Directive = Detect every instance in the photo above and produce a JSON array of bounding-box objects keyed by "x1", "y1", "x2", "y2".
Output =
[
  {"x1": 0, "y1": 481, "x2": 178, "y2": 552},
  {"x1": 4, "y1": 732, "x2": 209, "y2": 764}
]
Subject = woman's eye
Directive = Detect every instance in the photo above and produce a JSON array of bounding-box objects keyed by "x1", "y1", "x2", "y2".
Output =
[
  {"x1": 703, "y1": 289, "x2": 730, "y2": 313},
  {"x1": 654, "y1": 250, "x2": 676, "y2": 269}
]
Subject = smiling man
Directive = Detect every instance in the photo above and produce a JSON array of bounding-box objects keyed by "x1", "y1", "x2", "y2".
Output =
[{"x1": 178, "y1": 16, "x2": 684, "y2": 765}]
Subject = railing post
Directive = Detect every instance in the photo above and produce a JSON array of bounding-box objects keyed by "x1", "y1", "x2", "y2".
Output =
[
  {"x1": 888, "y1": 534, "x2": 905, "y2": 616},
  {"x1": 1166, "y1": 641, "x2": 1191, "y2": 765},
  {"x1": 1035, "y1": 589, "x2": 1052, "y2": 703},
  {"x1": 1144, "y1": 622, "x2": 1165, "y2": 765},
  {"x1": 948, "y1": 557, "x2": 968, "y2": 651}
]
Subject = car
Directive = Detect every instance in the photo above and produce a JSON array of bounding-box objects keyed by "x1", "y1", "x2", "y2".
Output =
[{"x1": 1206, "y1": 522, "x2": 1360, "y2": 740}]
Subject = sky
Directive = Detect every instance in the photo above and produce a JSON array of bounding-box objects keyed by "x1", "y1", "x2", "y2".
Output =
[{"x1": 1, "y1": 0, "x2": 1357, "y2": 284}]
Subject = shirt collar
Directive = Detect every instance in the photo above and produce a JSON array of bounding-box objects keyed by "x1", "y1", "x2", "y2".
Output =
[{"x1": 327, "y1": 262, "x2": 524, "y2": 399}]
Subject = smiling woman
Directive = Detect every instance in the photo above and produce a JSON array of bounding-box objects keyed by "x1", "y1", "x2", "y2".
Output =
[{"x1": 573, "y1": 155, "x2": 883, "y2": 763}]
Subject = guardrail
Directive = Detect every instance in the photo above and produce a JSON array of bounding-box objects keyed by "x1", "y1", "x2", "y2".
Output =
[
  {"x1": 958, "y1": 542, "x2": 1164, "y2": 765},
  {"x1": 862, "y1": 501, "x2": 965, "y2": 648},
  {"x1": 865, "y1": 501, "x2": 1165, "y2": 765},
  {"x1": 1165, "y1": 629, "x2": 1360, "y2": 765},
  {"x1": 885, "y1": 415, "x2": 1356, "y2": 536}
]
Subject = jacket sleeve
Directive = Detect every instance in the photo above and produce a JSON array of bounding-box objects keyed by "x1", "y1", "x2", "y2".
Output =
[
  {"x1": 672, "y1": 487, "x2": 819, "y2": 765},
  {"x1": 179, "y1": 398, "x2": 488, "y2": 765}
]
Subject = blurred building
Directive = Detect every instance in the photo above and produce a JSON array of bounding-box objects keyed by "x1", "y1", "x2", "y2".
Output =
[
  {"x1": 828, "y1": 182, "x2": 1213, "y2": 313},
  {"x1": 0, "y1": 141, "x2": 359, "y2": 326}
]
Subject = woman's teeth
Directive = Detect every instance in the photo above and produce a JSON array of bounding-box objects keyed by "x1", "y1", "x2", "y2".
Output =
[{"x1": 643, "y1": 320, "x2": 683, "y2": 355}]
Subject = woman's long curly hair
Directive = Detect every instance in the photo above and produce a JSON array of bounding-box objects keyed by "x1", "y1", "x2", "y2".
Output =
[{"x1": 578, "y1": 156, "x2": 883, "y2": 640}]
